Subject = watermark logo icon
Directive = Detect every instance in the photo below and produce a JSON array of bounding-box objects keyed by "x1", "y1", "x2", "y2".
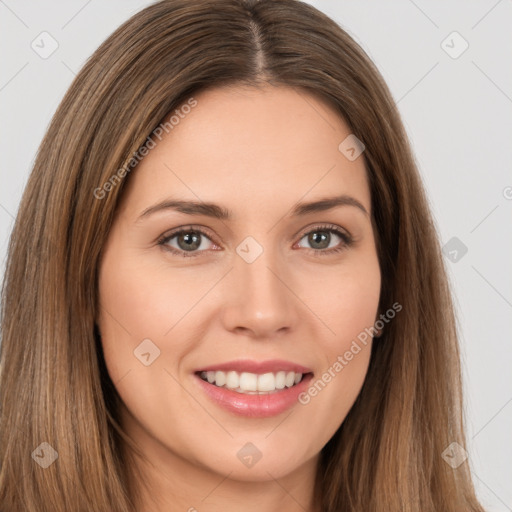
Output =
[
  {"x1": 134, "y1": 338, "x2": 161, "y2": 366},
  {"x1": 31, "y1": 442, "x2": 58, "y2": 468},
  {"x1": 441, "y1": 441, "x2": 468, "y2": 468},
  {"x1": 31, "y1": 32, "x2": 59, "y2": 59},
  {"x1": 236, "y1": 236, "x2": 264, "y2": 264},
  {"x1": 442, "y1": 237, "x2": 468, "y2": 263},
  {"x1": 237, "y1": 442, "x2": 262, "y2": 468},
  {"x1": 339, "y1": 134, "x2": 365, "y2": 161},
  {"x1": 441, "y1": 31, "x2": 469, "y2": 59}
]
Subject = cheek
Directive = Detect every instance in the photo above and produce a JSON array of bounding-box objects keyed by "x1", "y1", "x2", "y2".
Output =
[
  {"x1": 296, "y1": 252, "x2": 380, "y2": 428},
  {"x1": 330, "y1": 277, "x2": 380, "y2": 347},
  {"x1": 96, "y1": 252, "x2": 202, "y2": 441},
  {"x1": 97, "y1": 249, "x2": 199, "y2": 340},
  {"x1": 306, "y1": 252, "x2": 381, "y2": 351},
  {"x1": 96, "y1": 245, "x2": 217, "y2": 391}
]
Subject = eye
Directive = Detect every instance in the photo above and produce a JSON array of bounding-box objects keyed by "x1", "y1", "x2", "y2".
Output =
[
  {"x1": 157, "y1": 223, "x2": 353, "y2": 259},
  {"x1": 157, "y1": 226, "x2": 217, "y2": 258},
  {"x1": 295, "y1": 223, "x2": 353, "y2": 256}
]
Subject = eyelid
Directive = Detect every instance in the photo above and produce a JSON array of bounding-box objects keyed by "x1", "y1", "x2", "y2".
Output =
[
  {"x1": 293, "y1": 222, "x2": 351, "y2": 242},
  {"x1": 157, "y1": 224, "x2": 216, "y2": 243}
]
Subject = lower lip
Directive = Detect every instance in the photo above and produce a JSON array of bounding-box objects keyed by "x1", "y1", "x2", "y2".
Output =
[{"x1": 194, "y1": 373, "x2": 314, "y2": 418}]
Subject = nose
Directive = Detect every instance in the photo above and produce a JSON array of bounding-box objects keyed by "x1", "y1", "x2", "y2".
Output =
[{"x1": 220, "y1": 247, "x2": 300, "y2": 339}]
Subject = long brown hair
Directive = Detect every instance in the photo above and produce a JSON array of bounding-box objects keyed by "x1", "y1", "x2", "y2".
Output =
[{"x1": 0, "y1": 0, "x2": 485, "y2": 510}]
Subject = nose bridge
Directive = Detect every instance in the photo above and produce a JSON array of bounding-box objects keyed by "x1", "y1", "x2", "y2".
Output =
[
  {"x1": 242, "y1": 257, "x2": 280, "y2": 305},
  {"x1": 222, "y1": 236, "x2": 297, "y2": 334}
]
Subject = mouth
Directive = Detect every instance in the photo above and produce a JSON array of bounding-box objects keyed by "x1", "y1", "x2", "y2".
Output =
[
  {"x1": 192, "y1": 361, "x2": 315, "y2": 418},
  {"x1": 195, "y1": 369, "x2": 312, "y2": 395}
]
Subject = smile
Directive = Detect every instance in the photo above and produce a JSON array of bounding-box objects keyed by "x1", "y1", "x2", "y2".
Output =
[{"x1": 198, "y1": 370, "x2": 305, "y2": 394}]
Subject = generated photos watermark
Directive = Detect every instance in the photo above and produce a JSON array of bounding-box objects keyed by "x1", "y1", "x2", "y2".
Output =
[
  {"x1": 93, "y1": 97, "x2": 197, "y2": 200},
  {"x1": 298, "y1": 301, "x2": 402, "y2": 405}
]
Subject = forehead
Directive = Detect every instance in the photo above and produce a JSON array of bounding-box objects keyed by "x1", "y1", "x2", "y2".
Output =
[{"x1": 119, "y1": 84, "x2": 370, "y2": 218}]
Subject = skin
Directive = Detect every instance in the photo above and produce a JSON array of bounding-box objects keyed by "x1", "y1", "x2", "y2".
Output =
[{"x1": 97, "y1": 84, "x2": 382, "y2": 512}]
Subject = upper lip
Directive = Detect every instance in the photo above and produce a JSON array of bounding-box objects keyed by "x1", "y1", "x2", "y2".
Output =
[{"x1": 195, "y1": 359, "x2": 313, "y2": 375}]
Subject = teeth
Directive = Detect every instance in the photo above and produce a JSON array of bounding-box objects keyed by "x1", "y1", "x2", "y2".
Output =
[
  {"x1": 214, "y1": 370, "x2": 226, "y2": 387},
  {"x1": 226, "y1": 371, "x2": 239, "y2": 390},
  {"x1": 275, "y1": 371, "x2": 286, "y2": 389},
  {"x1": 257, "y1": 372, "x2": 275, "y2": 392},
  {"x1": 199, "y1": 370, "x2": 304, "y2": 393},
  {"x1": 239, "y1": 372, "x2": 258, "y2": 391}
]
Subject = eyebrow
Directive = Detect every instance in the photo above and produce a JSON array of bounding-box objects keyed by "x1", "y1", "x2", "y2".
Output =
[{"x1": 137, "y1": 194, "x2": 369, "y2": 221}]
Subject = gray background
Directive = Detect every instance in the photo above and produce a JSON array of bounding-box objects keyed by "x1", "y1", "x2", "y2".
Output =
[{"x1": 1, "y1": 0, "x2": 511, "y2": 509}]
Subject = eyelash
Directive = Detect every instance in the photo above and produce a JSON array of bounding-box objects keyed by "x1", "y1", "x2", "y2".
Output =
[{"x1": 157, "y1": 223, "x2": 353, "y2": 259}]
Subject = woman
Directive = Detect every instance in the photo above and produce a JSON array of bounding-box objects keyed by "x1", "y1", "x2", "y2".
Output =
[{"x1": 0, "y1": 0, "x2": 486, "y2": 510}]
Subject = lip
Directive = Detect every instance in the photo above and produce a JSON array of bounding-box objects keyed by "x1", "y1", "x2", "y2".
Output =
[
  {"x1": 194, "y1": 371, "x2": 314, "y2": 418},
  {"x1": 195, "y1": 359, "x2": 313, "y2": 374}
]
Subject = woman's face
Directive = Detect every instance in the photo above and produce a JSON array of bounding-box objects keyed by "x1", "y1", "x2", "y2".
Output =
[{"x1": 97, "y1": 84, "x2": 381, "y2": 484}]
